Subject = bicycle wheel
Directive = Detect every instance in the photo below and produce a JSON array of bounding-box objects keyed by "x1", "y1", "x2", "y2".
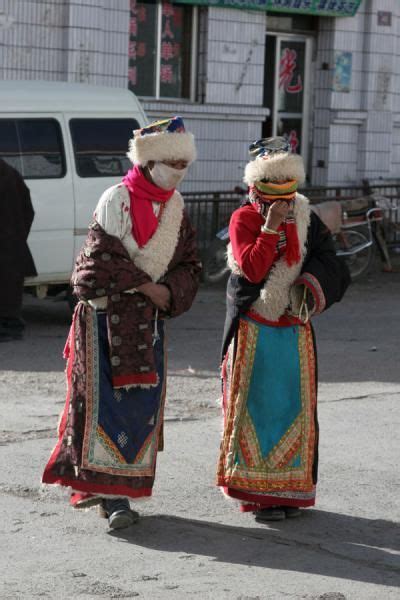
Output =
[{"x1": 333, "y1": 230, "x2": 373, "y2": 281}]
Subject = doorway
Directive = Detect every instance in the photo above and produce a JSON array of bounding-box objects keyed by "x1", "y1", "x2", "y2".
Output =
[{"x1": 263, "y1": 33, "x2": 313, "y2": 170}]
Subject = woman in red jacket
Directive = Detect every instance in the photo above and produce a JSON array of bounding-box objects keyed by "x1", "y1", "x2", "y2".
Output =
[{"x1": 217, "y1": 137, "x2": 350, "y2": 522}]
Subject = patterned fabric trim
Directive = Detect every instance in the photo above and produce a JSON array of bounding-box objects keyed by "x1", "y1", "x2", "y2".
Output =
[
  {"x1": 296, "y1": 272, "x2": 326, "y2": 314},
  {"x1": 42, "y1": 309, "x2": 161, "y2": 502},
  {"x1": 81, "y1": 310, "x2": 167, "y2": 478},
  {"x1": 217, "y1": 318, "x2": 317, "y2": 503},
  {"x1": 96, "y1": 425, "x2": 126, "y2": 464},
  {"x1": 42, "y1": 315, "x2": 77, "y2": 482},
  {"x1": 223, "y1": 486, "x2": 316, "y2": 510},
  {"x1": 42, "y1": 473, "x2": 153, "y2": 500}
]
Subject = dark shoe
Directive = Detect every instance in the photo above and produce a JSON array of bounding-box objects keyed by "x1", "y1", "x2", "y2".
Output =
[
  {"x1": 255, "y1": 506, "x2": 286, "y2": 522},
  {"x1": 282, "y1": 506, "x2": 302, "y2": 518},
  {"x1": 101, "y1": 498, "x2": 139, "y2": 530}
]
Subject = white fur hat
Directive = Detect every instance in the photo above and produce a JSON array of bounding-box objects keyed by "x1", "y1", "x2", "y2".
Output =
[
  {"x1": 244, "y1": 137, "x2": 305, "y2": 186},
  {"x1": 127, "y1": 116, "x2": 196, "y2": 166}
]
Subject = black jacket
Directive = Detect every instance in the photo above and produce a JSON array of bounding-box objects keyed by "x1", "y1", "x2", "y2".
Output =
[{"x1": 0, "y1": 158, "x2": 37, "y2": 278}]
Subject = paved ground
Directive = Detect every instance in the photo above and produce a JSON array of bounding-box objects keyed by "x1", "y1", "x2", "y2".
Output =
[{"x1": 0, "y1": 270, "x2": 399, "y2": 599}]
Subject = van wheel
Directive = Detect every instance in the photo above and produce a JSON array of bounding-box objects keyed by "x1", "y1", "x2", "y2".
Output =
[{"x1": 66, "y1": 287, "x2": 78, "y2": 313}]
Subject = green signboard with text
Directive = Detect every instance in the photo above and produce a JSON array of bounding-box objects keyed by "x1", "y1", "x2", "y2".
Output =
[{"x1": 174, "y1": 0, "x2": 362, "y2": 16}]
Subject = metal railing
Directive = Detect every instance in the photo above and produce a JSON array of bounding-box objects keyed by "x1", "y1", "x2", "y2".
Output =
[
  {"x1": 183, "y1": 190, "x2": 243, "y2": 250},
  {"x1": 183, "y1": 181, "x2": 400, "y2": 249}
]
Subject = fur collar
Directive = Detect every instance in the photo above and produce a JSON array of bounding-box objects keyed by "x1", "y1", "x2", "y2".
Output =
[
  {"x1": 134, "y1": 190, "x2": 184, "y2": 281},
  {"x1": 227, "y1": 193, "x2": 311, "y2": 321}
]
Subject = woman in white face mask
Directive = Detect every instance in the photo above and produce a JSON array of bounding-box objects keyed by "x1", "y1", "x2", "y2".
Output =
[
  {"x1": 42, "y1": 117, "x2": 201, "y2": 531},
  {"x1": 146, "y1": 159, "x2": 189, "y2": 190}
]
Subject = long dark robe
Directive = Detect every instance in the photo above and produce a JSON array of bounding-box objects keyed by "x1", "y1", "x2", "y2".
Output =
[{"x1": 0, "y1": 159, "x2": 37, "y2": 318}]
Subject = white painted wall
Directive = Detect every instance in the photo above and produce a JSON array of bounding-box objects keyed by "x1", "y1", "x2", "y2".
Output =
[
  {"x1": 2, "y1": 0, "x2": 399, "y2": 188},
  {"x1": 312, "y1": 0, "x2": 400, "y2": 186},
  {"x1": 143, "y1": 7, "x2": 268, "y2": 192},
  {"x1": 0, "y1": 0, "x2": 267, "y2": 192},
  {"x1": 205, "y1": 7, "x2": 265, "y2": 107},
  {"x1": 142, "y1": 101, "x2": 266, "y2": 193},
  {"x1": 0, "y1": 0, "x2": 130, "y2": 86}
]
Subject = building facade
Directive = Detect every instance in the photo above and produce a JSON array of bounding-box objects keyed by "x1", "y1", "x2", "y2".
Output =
[{"x1": 0, "y1": 0, "x2": 399, "y2": 191}]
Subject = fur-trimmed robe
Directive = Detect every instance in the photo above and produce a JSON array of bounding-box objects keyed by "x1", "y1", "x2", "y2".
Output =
[
  {"x1": 222, "y1": 194, "x2": 350, "y2": 359},
  {"x1": 72, "y1": 202, "x2": 201, "y2": 387},
  {"x1": 42, "y1": 190, "x2": 201, "y2": 499}
]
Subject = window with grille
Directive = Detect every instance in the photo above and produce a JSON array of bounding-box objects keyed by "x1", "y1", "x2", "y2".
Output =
[{"x1": 128, "y1": 0, "x2": 197, "y2": 100}]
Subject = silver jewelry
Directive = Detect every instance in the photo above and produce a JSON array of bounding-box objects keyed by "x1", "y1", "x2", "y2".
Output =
[{"x1": 261, "y1": 223, "x2": 279, "y2": 235}]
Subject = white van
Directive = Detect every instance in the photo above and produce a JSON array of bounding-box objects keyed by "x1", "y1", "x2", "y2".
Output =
[{"x1": 0, "y1": 81, "x2": 147, "y2": 304}]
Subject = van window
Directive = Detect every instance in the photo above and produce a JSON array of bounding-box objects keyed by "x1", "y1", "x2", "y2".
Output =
[
  {"x1": 0, "y1": 119, "x2": 66, "y2": 179},
  {"x1": 69, "y1": 118, "x2": 139, "y2": 178}
]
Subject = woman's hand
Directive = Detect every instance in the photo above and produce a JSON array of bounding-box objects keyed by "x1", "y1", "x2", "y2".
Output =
[
  {"x1": 265, "y1": 200, "x2": 291, "y2": 231},
  {"x1": 136, "y1": 282, "x2": 171, "y2": 311}
]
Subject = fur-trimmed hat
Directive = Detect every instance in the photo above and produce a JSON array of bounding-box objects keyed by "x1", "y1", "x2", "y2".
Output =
[
  {"x1": 244, "y1": 136, "x2": 305, "y2": 186},
  {"x1": 127, "y1": 116, "x2": 196, "y2": 166}
]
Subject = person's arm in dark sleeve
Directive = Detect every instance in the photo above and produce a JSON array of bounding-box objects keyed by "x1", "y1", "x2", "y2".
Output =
[
  {"x1": 72, "y1": 225, "x2": 152, "y2": 301},
  {"x1": 161, "y1": 212, "x2": 202, "y2": 318},
  {"x1": 291, "y1": 213, "x2": 351, "y2": 315}
]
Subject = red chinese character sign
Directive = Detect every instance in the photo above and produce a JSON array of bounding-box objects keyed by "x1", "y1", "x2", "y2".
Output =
[
  {"x1": 279, "y1": 48, "x2": 303, "y2": 94},
  {"x1": 278, "y1": 42, "x2": 305, "y2": 113},
  {"x1": 128, "y1": 0, "x2": 191, "y2": 99},
  {"x1": 262, "y1": 33, "x2": 311, "y2": 164},
  {"x1": 128, "y1": 0, "x2": 158, "y2": 97},
  {"x1": 159, "y1": 1, "x2": 185, "y2": 98}
]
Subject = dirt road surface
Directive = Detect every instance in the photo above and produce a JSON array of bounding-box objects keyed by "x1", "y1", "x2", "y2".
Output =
[{"x1": 1, "y1": 273, "x2": 399, "y2": 599}]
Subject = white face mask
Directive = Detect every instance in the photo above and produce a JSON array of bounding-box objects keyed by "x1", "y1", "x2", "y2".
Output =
[{"x1": 150, "y1": 162, "x2": 187, "y2": 190}]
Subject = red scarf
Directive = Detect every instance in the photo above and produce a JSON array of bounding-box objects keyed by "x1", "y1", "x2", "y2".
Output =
[
  {"x1": 249, "y1": 185, "x2": 301, "y2": 267},
  {"x1": 122, "y1": 164, "x2": 174, "y2": 248}
]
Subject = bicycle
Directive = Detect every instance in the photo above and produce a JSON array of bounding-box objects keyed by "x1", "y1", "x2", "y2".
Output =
[{"x1": 333, "y1": 206, "x2": 383, "y2": 280}]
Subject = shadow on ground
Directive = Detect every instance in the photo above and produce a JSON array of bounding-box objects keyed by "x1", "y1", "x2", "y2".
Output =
[
  {"x1": 0, "y1": 296, "x2": 70, "y2": 372},
  {"x1": 109, "y1": 510, "x2": 400, "y2": 587}
]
